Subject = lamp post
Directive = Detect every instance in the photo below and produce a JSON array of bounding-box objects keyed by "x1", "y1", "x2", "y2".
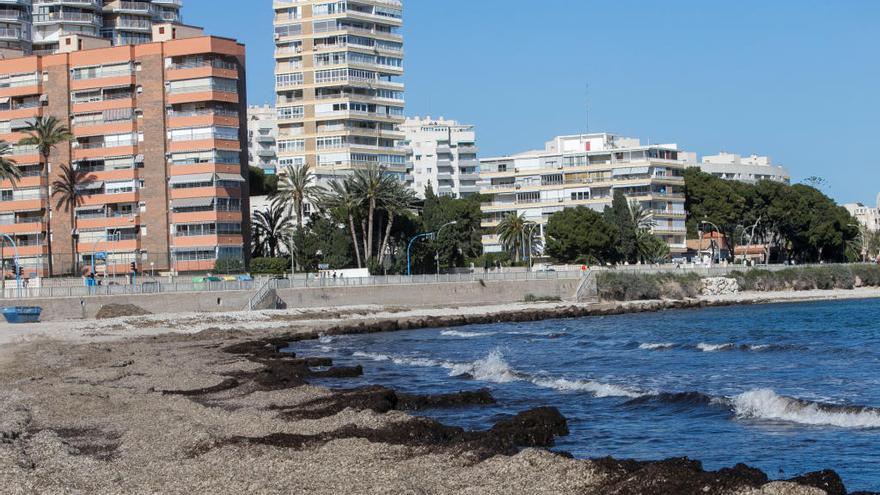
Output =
[
  {"x1": 700, "y1": 220, "x2": 720, "y2": 266},
  {"x1": 739, "y1": 216, "x2": 761, "y2": 265},
  {"x1": 407, "y1": 221, "x2": 457, "y2": 276},
  {"x1": 524, "y1": 223, "x2": 539, "y2": 271}
]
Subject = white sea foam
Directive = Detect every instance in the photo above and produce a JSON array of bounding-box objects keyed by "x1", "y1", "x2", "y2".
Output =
[
  {"x1": 440, "y1": 330, "x2": 494, "y2": 338},
  {"x1": 639, "y1": 342, "x2": 675, "y2": 350},
  {"x1": 697, "y1": 343, "x2": 736, "y2": 352},
  {"x1": 448, "y1": 349, "x2": 519, "y2": 383},
  {"x1": 318, "y1": 334, "x2": 333, "y2": 344},
  {"x1": 352, "y1": 351, "x2": 451, "y2": 369},
  {"x1": 732, "y1": 389, "x2": 880, "y2": 429},
  {"x1": 746, "y1": 344, "x2": 771, "y2": 351},
  {"x1": 531, "y1": 377, "x2": 644, "y2": 398}
]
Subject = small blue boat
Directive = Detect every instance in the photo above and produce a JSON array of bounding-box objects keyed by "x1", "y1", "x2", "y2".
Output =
[{"x1": 2, "y1": 307, "x2": 42, "y2": 324}]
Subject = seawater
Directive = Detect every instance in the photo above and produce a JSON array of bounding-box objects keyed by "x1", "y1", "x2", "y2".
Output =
[{"x1": 294, "y1": 299, "x2": 880, "y2": 491}]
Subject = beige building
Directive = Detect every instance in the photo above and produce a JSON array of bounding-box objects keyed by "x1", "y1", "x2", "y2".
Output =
[
  {"x1": 480, "y1": 133, "x2": 689, "y2": 255},
  {"x1": 844, "y1": 195, "x2": 880, "y2": 232},
  {"x1": 272, "y1": 0, "x2": 405, "y2": 183}
]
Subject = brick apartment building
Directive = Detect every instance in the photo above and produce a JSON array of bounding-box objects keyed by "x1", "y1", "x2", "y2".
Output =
[{"x1": 0, "y1": 24, "x2": 250, "y2": 277}]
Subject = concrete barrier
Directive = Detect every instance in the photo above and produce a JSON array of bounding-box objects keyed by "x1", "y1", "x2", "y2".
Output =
[{"x1": 21, "y1": 277, "x2": 581, "y2": 321}]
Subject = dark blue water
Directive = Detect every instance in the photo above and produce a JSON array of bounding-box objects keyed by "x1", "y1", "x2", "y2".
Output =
[{"x1": 294, "y1": 299, "x2": 880, "y2": 491}]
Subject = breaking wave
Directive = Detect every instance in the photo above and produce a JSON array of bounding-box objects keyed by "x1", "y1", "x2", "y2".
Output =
[
  {"x1": 731, "y1": 389, "x2": 880, "y2": 429},
  {"x1": 440, "y1": 330, "x2": 495, "y2": 338},
  {"x1": 638, "y1": 342, "x2": 676, "y2": 350},
  {"x1": 696, "y1": 343, "x2": 737, "y2": 352},
  {"x1": 531, "y1": 377, "x2": 644, "y2": 398}
]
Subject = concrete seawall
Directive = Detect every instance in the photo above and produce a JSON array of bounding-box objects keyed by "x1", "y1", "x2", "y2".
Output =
[{"x1": 20, "y1": 278, "x2": 581, "y2": 321}]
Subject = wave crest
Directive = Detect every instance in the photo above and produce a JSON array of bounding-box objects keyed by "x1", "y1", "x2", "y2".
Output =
[
  {"x1": 639, "y1": 342, "x2": 675, "y2": 350},
  {"x1": 448, "y1": 349, "x2": 520, "y2": 383},
  {"x1": 532, "y1": 377, "x2": 643, "y2": 398},
  {"x1": 440, "y1": 330, "x2": 494, "y2": 338},
  {"x1": 732, "y1": 389, "x2": 880, "y2": 429}
]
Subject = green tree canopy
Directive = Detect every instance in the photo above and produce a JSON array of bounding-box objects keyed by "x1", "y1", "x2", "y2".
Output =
[{"x1": 545, "y1": 206, "x2": 619, "y2": 264}]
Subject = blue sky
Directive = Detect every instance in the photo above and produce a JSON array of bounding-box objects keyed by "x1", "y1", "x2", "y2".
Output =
[{"x1": 187, "y1": 0, "x2": 880, "y2": 204}]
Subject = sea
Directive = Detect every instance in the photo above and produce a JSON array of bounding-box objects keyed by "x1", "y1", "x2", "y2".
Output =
[{"x1": 294, "y1": 299, "x2": 880, "y2": 491}]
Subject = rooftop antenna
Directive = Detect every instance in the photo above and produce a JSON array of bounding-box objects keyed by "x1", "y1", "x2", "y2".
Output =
[{"x1": 585, "y1": 82, "x2": 590, "y2": 136}]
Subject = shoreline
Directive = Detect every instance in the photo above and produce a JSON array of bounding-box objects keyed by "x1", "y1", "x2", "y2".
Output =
[
  {"x1": 1, "y1": 289, "x2": 878, "y2": 493},
  {"x1": 1, "y1": 287, "x2": 879, "y2": 350}
]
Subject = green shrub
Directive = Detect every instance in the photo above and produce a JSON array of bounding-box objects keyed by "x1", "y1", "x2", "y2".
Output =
[
  {"x1": 523, "y1": 294, "x2": 562, "y2": 303},
  {"x1": 731, "y1": 265, "x2": 880, "y2": 292},
  {"x1": 597, "y1": 272, "x2": 701, "y2": 301},
  {"x1": 250, "y1": 257, "x2": 290, "y2": 275}
]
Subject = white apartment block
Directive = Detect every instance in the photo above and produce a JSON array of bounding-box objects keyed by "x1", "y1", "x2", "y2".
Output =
[
  {"x1": 696, "y1": 152, "x2": 790, "y2": 184},
  {"x1": 247, "y1": 104, "x2": 278, "y2": 173},
  {"x1": 401, "y1": 116, "x2": 479, "y2": 199},
  {"x1": 18, "y1": 0, "x2": 184, "y2": 55},
  {"x1": 844, "y1": 194, "x2": 880, "y2": 232},
  {"x1": 273, "y1": 0, "x2": 406, "y2": 184},
  {"x1": 480, "y1": 133, "x2": 689, "y2": 255}
]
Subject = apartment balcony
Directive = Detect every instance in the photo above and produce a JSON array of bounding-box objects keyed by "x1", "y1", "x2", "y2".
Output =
[
  {"x1": 72, "y1": 120, "x2": 136, "y2": 138},
  {"x1": 169, "y1": 186, "x2": 240, "y2": 201},
  {"x1": 72, "y1": 144, "x2": 137, "y2": 161},
  {"x1": 169, "y1": 163, "x2": 241, "y2": 177},
  {"x1": 171, "y1": 210, "x2": 242, "y2": 225},
  {"x1": 75, "y1": 213, "x2": 139, "y2": 230},
  {"x1": 167, "y1": 112, "x2": 239, "y2": 130},
  {"x1": 0, "y1": 176, "x2": 44, "y2": 190},
  {"x1": 70, "y1": 73, "x2": 135, "y2": 91},
  {"x1": 77, "y1": 237, "x2": 139, "y2": 254},
  {"x1": 459, "y1": 184, "x2": 481, "y2": 194},
  {"x1": 166, "y1": 90, "x2": 238, "y2": 106},
  {"x1": 458, "y1": 173, "x2": 480, "y2": 181},
  {"x1": 78, "y1": 191, "x2": 138, "y2": 207},
  {"x1": 0, "y1": 197, "x2": 45, "y2": 213},
  {"x1": 457, "y1": 144, "x2": 478, "y2": 154},
  {"x1": 0, "y1": 219, "x2": 46, "y2": 236},
  {"x1": 0, "y1": 106, "x2": 42, "y2": 121},
  {"x1": 651, "y1": 210, "x2": 687, "y2": 219},
  {"x1": 168, "y1": 138, "x2": 240, "y2": 154},
  {"x1": 437, "y1": 173, "x2": 452, "y2": 181},
  {"x1": 166, "y1": 63, "x2": 239, "y2": 83},
  {"x1": 71, "y1": 97, "x2": 135, "y2": 114},
  {"x1": 106, "y1": 1, "x2": 153, "y2": 14},
  {"x1": 172, "y1": 234, "x2": 242, "y2": 248},
  {"x1": 33, "y1": 11, "x2": 101, "y2": 26}
]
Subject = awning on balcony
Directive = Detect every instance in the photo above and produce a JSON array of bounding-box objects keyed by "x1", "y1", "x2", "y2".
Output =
[
  {"x1": 75, "y1": 205, "x2": 105, "y2": 212},
  {"x1": 39, "y1": 94, "x2": 48, "y2": 103},
  {"x1": 215, "y1": 173, "x2": 245, "y2": 182},
  {"x1": 169, "y1": 173, "x2": 214, "y2": 185},
  {"x1": 612, "y1": 166, "x2": 651, "y2": 177},
  {"x1": 0, "y1": 97, "x2": 9, "y2": 105},
  {"x1": 171, "y1": 197, "x2": 215, "y2": 209},
  {"x1": 75, "y1": 181, "x2": 104, "y2": 191}
]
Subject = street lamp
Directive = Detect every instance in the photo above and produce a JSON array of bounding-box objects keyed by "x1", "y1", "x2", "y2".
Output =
[
  {"x1": 407, "y1": 221, "x2": 457, "y2": 276},
  {"x1": 700, "y1": 220, "x2": 720, "y2": 266},
  {"x1": 524, "y1": 223, "x2": 539, "y2": 271}
]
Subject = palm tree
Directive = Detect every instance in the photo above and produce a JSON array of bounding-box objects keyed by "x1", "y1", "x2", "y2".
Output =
[
  {"x1": 252, "y1": 197, "x2": 294, "y2": 258},
  {"x1": 51, "y1": 164, "x2": 94, "y2": 274},
  {"x1": 0, "y1": 141, "x2": 20, "y2": 187},
  {"x1": 629, "y1": 200, "x2": 658, "y2": 264},
  {"x1": 276, "y1": 163, "x2": 322, "y2": 230},
  {"x1": 351, "y1": 164, "x2": 397, "y2": 263},
  {"x1": 324, "y1": 178, "x2": 364, "y2": 268},
  {"x1": 378, "y1": 181, "x2": 419, "y2": 265},
  {"x1": 496, "y1": 212, "x2": 534, "y2": 263},
  {"x1": 19, "y1": 116, "x2": 73, "y2": 277}
]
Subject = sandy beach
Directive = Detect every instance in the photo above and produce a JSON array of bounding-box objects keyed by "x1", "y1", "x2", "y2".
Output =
[{"x1": 1, "y1": 288, "x2": 878, "y2": 494}]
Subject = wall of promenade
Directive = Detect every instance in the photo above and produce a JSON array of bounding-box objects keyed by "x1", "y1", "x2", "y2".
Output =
[{"x1": 17, "y1": 276, "x2": 581, "y2": 321}]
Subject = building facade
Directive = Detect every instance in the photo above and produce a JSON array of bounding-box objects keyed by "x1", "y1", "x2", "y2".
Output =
[
  {"x1": 247, "y1": 104, "x2": 277, "y2": 173},
  {"x1": 0, "y1": 0, "x2": 184, "y2": 56},
  {"x1": 273, "y1": 0, "x2": 405, "y2": 183},
  {"x1": 0, "y1": 24, "x2": 249, "y2": 277},
  {"x1": 401, "y1": 116, "x2": 479, "y2": 199},
  {"x1": 695, "y1": 152, "x2": 790, "y2": 184},
  {"x1": 844, "y1": 196, "x2": 880, "y2": 232},
  {"x1": 480, "y1": 133, "x2": 688, "y2": 255}
]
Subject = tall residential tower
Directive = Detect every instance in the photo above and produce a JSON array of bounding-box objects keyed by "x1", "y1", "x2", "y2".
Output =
[
  {"x1": 272, "y1": 0, "x2": 405, "y2": 182},
  {"x1": 0, "y1": 0, "x2": 185, "y2": 55}
]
